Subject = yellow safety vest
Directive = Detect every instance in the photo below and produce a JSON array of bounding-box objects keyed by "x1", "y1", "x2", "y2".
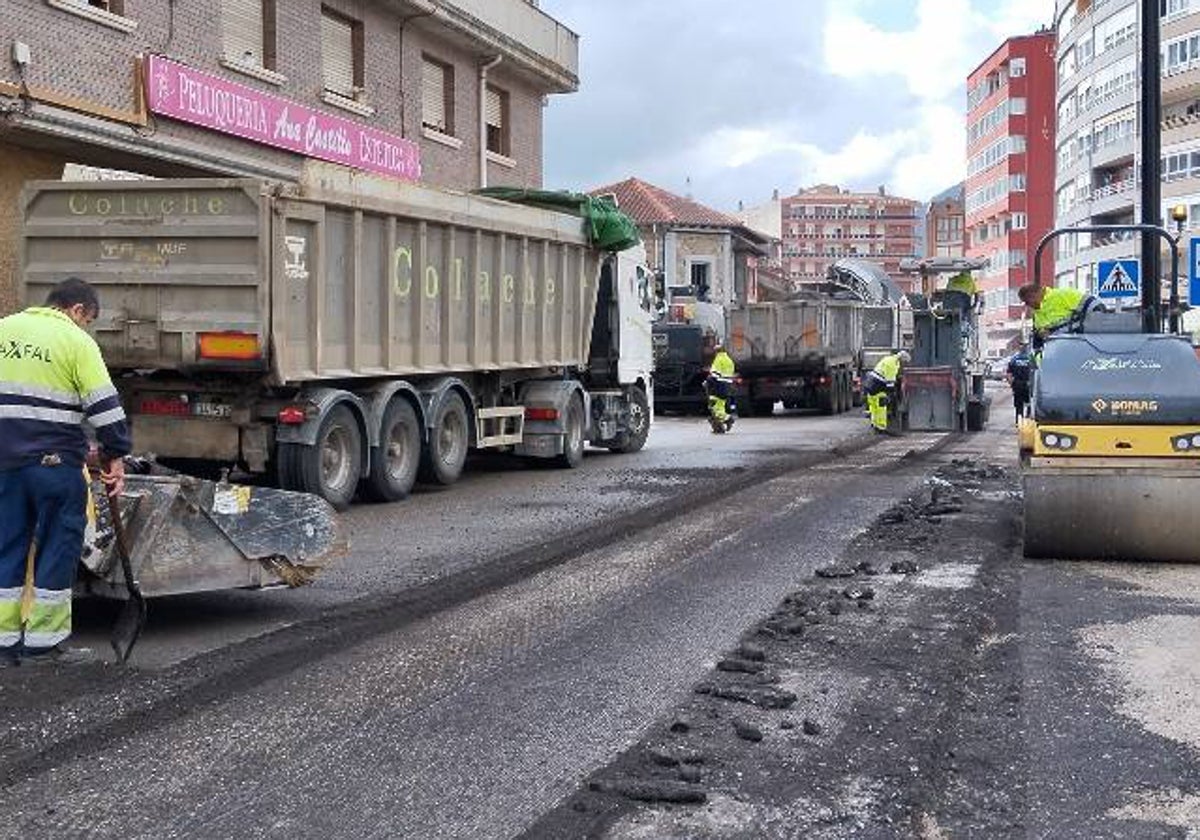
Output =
[
  {"x1": 873, "y1": 354, "x2": 902, "y2": 384},
  {"x1": 0, "y1": 306, "x2": 131, "y2": 469},
  {"x1": 946, "y1": 272, "x2": 977, "y2": 295},
  {"x1": 711, "y1": 351, "x2": 735, "y2": 377},
  {"x1": 1032, "y1": 287, "x2": 1086, "y2": 331}
]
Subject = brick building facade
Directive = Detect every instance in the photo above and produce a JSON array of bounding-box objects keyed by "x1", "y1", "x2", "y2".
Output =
[
  {"x1": 0, "y1": 0, "x2": 578, "y2": 313},
  {"x1": 779, "y1": 185, "x2": 922, "y2": 291},
  {"x1": 965, "y1": 30, "x2": 1055, "y2": 355}
]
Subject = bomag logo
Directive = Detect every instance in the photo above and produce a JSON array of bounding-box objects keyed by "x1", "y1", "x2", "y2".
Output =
[{"x1": 1100, "y1": 399, "x2": 1160, "y2": 416}]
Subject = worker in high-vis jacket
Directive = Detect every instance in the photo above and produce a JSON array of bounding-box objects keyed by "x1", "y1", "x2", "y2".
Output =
[
  {"x1": 707, "y1": 343, "x2": 737, "y2": 428},
  {"x1": 863, "y1": 350, "x2": 910, "y2": 433},
  {"x1": 1017, "y1": 284, "x2": 1094, "y2": 350},
  {"x1": 0, "y1": 277, "x2": 130, "y2": 664}
]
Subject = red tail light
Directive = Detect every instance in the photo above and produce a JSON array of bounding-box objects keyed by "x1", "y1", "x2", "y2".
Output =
[
  {"x1": 277, "y1": 406, "x2": 307, "y2": 425},
  {"x1": 525, "y1": 407, "x2": 559, "y2": 422}
]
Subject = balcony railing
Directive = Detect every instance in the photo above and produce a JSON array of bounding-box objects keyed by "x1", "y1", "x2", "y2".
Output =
[{"x1": 1091, "y1": 178, "x2": 1136, "y2": 201}]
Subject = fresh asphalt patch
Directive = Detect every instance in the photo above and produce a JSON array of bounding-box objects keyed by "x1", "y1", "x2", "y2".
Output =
[{"x1": 520, "y1": 457, "x2": 1029, "y2": 839}]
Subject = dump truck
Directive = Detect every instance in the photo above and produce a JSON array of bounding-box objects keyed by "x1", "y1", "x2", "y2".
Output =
[
  {"x1": 21, "y1": 171, "x2": 655, "y2": 511},
  {"x1": 726, "y1": 294, "x2": 862, "y2": 416},
  {"x1": 827, "y1": 259, "x2": 912, "y2": 403},
  {"x1": 651, "y1": 321, "x2": 714, "y2": 414}
]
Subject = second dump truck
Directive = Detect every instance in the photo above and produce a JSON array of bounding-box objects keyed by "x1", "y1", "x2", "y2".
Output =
[{"x1": 21, "y1": 170, "x2": 655, "y2": 509}]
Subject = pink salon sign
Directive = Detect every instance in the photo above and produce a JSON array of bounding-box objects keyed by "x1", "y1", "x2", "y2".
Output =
[{"x1": 145, "y1": 55, "x2": 421, "y2": 182}]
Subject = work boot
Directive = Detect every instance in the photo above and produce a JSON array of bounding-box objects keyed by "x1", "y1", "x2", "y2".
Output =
[{"x1": 19, "y1": 644, "x2": 96, "y2": 666}]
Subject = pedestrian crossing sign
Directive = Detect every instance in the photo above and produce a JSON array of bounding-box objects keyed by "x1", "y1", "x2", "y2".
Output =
[{"x1": 1097, "y1": 260, "x2": 1140, "y2": 300}]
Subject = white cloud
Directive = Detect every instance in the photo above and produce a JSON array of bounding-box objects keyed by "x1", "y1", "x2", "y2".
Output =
[{"x1": 817, "y1": 0, "x2": 1050, "y2": 200}]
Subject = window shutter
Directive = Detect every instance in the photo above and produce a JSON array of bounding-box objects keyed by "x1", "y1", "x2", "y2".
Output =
[
  {"x1": 422, "y1": 59, "x2": 446, "y2": 131},
  {"x1": 223, "y1": 0, "x2": 264, "y2": 66},
  {"x1": 322, "y1": 12, "x2": 355, "y2": 96},
  {"x1": 485, "y1": 86, "x2": 503, "y2": 128}
]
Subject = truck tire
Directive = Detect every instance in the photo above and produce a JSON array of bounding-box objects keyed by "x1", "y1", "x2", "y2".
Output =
[
  {"x1": 817, "y1": 386, "x2": 834, "y2": 415},
  {"x1": 418, "y1": 391, "x2": 470, "y2": 486},
  {"x1": 278, "y1": 404, "x2": 363, "y2": 510},
  {"x1": 555, "y1": 395, "x2": 586, "y2": 468},
  {"x1": 361, "y1": 397, "x2": 421, "y2": 502},
  {"x1": 966, "y1": 400, "x2": 986, "y2": 432},
  {"x1": 608, "y1": 387, "x2": 650, "y2": 454}
]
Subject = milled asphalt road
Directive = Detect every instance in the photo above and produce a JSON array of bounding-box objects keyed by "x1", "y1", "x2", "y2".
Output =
[
  {"x1": 10, "y1": 385, "x2": 1200, "y2": 837},
  {"x1": 0, "y1": 411, "x2": 951, "y2": 839},
  {"x1": 71, "y1": 407, "x2": 877, "y2": 668}
]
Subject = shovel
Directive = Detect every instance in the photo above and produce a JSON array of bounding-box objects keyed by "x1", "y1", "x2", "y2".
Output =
[{"x1": 107, "y1": 490, "x2": 147, "y2": 663}]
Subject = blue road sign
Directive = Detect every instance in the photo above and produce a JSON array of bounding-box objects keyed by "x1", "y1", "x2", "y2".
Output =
[
  {"x1": 1097, "y1": 259, "x2": 1140, "y2": 300},
  {"x1": 1190, "y1": 238, "x2": 1200, "y2": 306}
]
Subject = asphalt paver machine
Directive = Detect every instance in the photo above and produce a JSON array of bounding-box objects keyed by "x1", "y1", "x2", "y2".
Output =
[
  {"x1": 898, "y1": 257, "x2": 991, "y2": 432},
  {"x1": 1021, "y1": 0, "x2": 1200, "y2": 561}
]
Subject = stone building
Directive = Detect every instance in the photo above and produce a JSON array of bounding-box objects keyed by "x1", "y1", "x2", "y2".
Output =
[
  {"x1": 0, "y1": 0, "x2": 579, "y2": 313},
  {"x1": 591, "y1": 177, "x2": 769, "y2": 309}
]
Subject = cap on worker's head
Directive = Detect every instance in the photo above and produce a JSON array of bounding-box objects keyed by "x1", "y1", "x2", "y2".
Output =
[{"x1": 897, "y1": 350, "x2": 911, "y2": 364}]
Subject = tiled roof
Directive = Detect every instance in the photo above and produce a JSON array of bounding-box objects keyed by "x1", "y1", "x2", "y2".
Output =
[{"x1": 589, "y1": 177, "x2": 743, "y2": 228}]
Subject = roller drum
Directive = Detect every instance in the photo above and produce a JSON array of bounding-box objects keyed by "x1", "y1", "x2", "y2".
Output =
[{"x1": 1023, "y1": 466, "x2": 1200, "y2": 561}]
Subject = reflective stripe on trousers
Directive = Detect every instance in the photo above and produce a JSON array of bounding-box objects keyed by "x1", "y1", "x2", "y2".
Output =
[
  {"x1": 24, "y1": 586, "x2": 71, "y2": 648},
  {"x1": 0, "y1": 586, "x2": 20, "y2": 647}
]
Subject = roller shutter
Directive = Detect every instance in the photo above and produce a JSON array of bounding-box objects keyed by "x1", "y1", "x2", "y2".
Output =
[{"x1": 322, "y1": 11, "x2": 355, "y2": 96}]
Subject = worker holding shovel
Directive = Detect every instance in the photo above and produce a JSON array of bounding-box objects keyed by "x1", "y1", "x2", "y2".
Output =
[{"x1": 0, "y1": 278, "x2": 130, "y2": 665}]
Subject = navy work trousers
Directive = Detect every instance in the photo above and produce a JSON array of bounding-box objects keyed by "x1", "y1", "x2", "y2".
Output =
[{"x1": 0, "y1": 462, "x2": 87, "y2": 649}]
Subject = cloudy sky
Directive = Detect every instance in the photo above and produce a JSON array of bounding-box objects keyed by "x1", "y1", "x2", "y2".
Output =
[{"x1": 538, "y1": 0, "x2": 1052, "y2": 212}]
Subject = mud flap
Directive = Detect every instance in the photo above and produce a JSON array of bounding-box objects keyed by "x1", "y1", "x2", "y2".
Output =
[{"x1": 79, "y1": 474, "x2": 347, "y2": 599}]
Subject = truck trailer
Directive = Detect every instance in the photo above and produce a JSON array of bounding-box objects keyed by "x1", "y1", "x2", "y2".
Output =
[
  {"x1": 21, "y1": 172, "x2": 655, "y2": 509},
  {"x1": 726, "y1": 295, "x2": 862, "y2": 416}
]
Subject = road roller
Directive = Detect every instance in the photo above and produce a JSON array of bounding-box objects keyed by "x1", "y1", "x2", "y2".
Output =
[
  {"x1": 1020, "y1": 311, "x2": 1200, "y2": 561},
  {"x1": 1021, "y1": 0, "x2": 1200, "y2": 562}
]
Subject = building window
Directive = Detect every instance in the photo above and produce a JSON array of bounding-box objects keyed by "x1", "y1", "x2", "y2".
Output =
[
  {"x1": 45, "y1": 0, "x2": 136, "y2": 30},
  {"x1": 1010, "y1": 57, "x2": 1026, "y2": 77},
  {"x1": 485, "y1": 85, "x2": 510, "y2": 156},
  {"x1": 422, "y1": 56, "x2": 454, "y2": 135},
  {"x1": 689, "y1": 260, "x2": 712, "y2": 300},
  {"x1": 1011, "y1": 213, "x2": 1028, "y2": 230},
  {"x1": 222, "y1": 0, "x2": 276, "y2": 70},
  {"x1": 321, "y1": 7, "x2": 364, "y2": 100}
]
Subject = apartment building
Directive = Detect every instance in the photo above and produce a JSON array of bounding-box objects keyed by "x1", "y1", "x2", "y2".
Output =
[
  {"x1": 0, "y1": 0, "x2": 579, "y2": 313},
  {"x1": 925, "y1": 183, "x2": 965, "y2": 259},
  {"x1": 1051, "y1": 0, "x2": 1151, "y2": 293},
  {"x1": 965, "y1": 31, "x2": 1056, "y2": 355},
  {"x1": 779, "y1": 185, "x2": 922, "y2": 290},
  {"x1": 1159, "y1": 0, "x2": 1200, "y2": 269}
]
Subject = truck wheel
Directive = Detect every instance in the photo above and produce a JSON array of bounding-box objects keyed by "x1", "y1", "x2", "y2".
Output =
[
  {"x1": 278, "y1": 404, "x2": 363, "y2": 510},
  {"x1": 556, "y1": 395, "x2": 586, "y2": 468},
  {"x1": 418, "y1": 391, "x2": 470, "y2": 486},
  {"x1": 966, "y1": 401, "x2": 986, "y2": 432},
  {"x1": 361, "y1": 398, "x2": 421, "y2": 502},
  {"x1": 817, "y1": 387, "x2": 834, "y2": 415},
  {"x1": 608, "y1": 387, "x2": 650, "y2": 454}
]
